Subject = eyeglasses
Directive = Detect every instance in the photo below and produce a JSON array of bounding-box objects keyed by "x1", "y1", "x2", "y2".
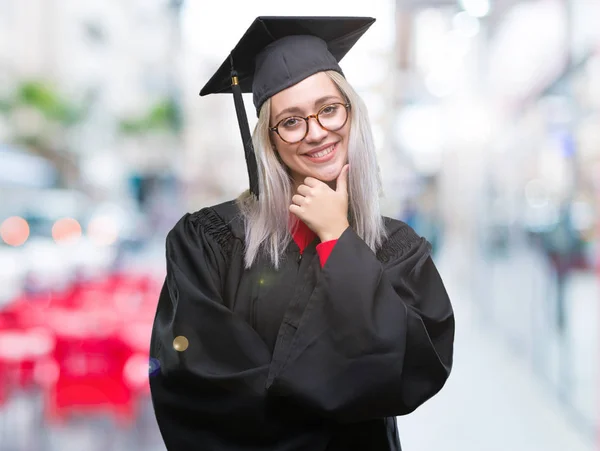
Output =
[{"x1": 270, "y1": 102, "x2": 351, "y2": 144}]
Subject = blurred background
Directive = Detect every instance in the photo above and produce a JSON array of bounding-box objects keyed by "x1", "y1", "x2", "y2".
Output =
[{"x1": 0, "y1": 0, "x2": 598, "y2": 449}]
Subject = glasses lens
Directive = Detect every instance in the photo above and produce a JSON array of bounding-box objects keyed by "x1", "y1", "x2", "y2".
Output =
[
  {"x1": 318, "y1": 104, "x2": 348, "y2": 131},
  {"x1": 276, "y1": 104, "x2": 348, "y2": 143},
  {"x1": 278, "y1": 117, "x2": 307, "y2": 143}
]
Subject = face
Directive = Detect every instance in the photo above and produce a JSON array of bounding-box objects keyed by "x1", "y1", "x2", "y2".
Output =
[{"x1": 269, "y1": 72, "x2": 350, "y2": 189}]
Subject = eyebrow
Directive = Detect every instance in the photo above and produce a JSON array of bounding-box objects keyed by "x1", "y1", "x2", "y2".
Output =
[{"x1": 273, "y1": 95, "x2": 343, "y2": 123}]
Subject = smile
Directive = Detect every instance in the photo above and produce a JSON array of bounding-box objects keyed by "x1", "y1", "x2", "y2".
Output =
[{"x1": 303, "y1": 143, "x2": 337, "y2": 162}]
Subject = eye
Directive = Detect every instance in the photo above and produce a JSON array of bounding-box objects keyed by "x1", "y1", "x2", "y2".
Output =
[
  {"x1": 320, "y1": 104, "x2": 339, "y2": 116},
  {"x1": 281, "y1": 117, "x2": 302, "y2": 129}
]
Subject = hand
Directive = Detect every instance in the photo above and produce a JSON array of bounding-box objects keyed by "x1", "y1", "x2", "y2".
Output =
[{"x1": 290, "y1": 164, "x2": 350, "y2": 242}]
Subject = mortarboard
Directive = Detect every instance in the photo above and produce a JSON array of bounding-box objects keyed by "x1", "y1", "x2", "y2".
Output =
[{"x1": 199, "y1": 16, "x2": 376, "y2": 198}]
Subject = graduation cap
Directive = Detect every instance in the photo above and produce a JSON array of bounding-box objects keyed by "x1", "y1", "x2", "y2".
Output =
[{"x1": 199, "y1": 16, "x2": 376, "y2": 199}]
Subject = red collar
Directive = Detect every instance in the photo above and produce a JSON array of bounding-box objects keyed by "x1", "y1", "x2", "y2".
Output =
[{"x1": 292, "y1": 219, "x2": 316, "y2": 253}]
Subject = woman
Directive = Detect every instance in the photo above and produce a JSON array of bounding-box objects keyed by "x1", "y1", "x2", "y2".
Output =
[{"x1": 149, "y1": 16, "x2": 454, "y2": 451}]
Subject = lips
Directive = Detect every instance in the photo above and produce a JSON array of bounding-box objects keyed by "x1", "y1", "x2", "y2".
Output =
[
  {"x1": 303, "y1": 142, "x2": 338, "y2": 157},
  {"x1": 302, "y1": 142, "x2": 337, "y2": 162}
]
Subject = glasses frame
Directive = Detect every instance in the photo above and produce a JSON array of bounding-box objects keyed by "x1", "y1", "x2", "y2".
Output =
[{"x1": 269, "y1": 102, "x2": 351, "y2": 144}]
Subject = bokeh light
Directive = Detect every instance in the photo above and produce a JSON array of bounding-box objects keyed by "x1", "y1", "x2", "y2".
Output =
[
  {"x1": 452, "y1": 11, "x2": 480, "y2": 38},
  {"x1": 459, "y1": 0, "x2": 491, "y2": 18},
  {"x1": 0, "y1": 216, "x2": 30, "y2": 246},
  {"x1": 173, "y1": 336, "x2": 189, "y2": 352},
  {"x1": 52, "y1": 217, "x2": 82, "y2": 244},
  {"x1": 149, "y1": 357, "x2": 161, "y2": 377},
  {"x1": 0, "y1": 1, "x2": 597, "y2": 449},
  {"x1": 87, "y1": 215, "x2": 120, "y2": 246}
]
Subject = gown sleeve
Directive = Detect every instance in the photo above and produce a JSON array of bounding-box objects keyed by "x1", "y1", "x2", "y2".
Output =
[
  {"x1": 149, "y1": 210, "x2": 272, "y2": 448},
  {"x1": 265, "y1": 222, "x2": 455, "y2": 423}
]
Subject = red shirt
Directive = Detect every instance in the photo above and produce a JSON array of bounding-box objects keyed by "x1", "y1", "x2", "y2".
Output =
[{"x1": 291, "y1": 220, "x2": 337, "y2": 268}]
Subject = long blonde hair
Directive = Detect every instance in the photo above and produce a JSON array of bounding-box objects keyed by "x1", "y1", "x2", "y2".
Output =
[{"x1": 236, "y1": 71, "x2": 387, "y2": 269}]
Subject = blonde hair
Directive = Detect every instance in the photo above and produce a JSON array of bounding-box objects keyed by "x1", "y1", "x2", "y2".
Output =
[{"x1": 236, "y1": 70, "x2": 387, "y2": 269}]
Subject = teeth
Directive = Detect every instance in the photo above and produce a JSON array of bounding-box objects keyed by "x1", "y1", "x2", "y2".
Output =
[{"x1": 308, "y1": 145, "x2": 334, "y2": 158}]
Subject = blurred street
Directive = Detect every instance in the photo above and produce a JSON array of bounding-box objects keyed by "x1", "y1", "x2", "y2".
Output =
[
  {"x1": 0, "y1": 239, "x2": 597, "y2": 450},
  {"x1": 1, "y1": 0, "x2": 599, "y2": 449},
  {"x1": 398, "y1": 240, "x2": 597, "y2": 451}
]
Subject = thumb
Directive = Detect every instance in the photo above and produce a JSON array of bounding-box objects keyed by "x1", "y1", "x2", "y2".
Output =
[{"x1": 336, "y1": 164, "x2": 349, "y2": 193}]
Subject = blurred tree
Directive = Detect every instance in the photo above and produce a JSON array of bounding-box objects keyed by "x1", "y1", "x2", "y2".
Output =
[
  {"x1": 118, "y1": 98, "x2": 182, "y2": 135},
  {"x1": 0, "y1": 98, "x2": 10, "y2": 114},
  {"x1": 0, "y1": 80, "x2": 87, "y2": 187},
  {"x1": 17, "y1": 82, "x2": 82, "y2": 125},
  {"x1": 117, "y1": 97, "x2": 183, "y2": 218}
]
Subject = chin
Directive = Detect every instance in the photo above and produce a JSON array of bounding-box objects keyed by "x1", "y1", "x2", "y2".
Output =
[
  {"x1": 318, "y1": 165, "x2": 345, "y2": 181},
  {"x1": 302, "y1": 172, "x2": 333, "y2": 183},
  {"x1": 319, "y1": 173, "x2": 338, "y2": 182},
  {"x1": 293, "y1": 162, "x2": 344, "y2": 185}
]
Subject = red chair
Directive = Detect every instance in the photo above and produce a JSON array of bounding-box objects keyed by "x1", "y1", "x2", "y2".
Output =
[
  {"x1": 120, "y1": 319, "x2": 153, "y2": 398},
  {"x1": 0, "y1": 315, "x2": 10, "y2": 406},
  {"x1": 43, "y1": 310, "x2": 136, "y2": 427},
  {"x1": 0, "y1": 327, "x2": 55, "y2": 393},
  {"x1": 4, "y1": 270, "x2": 163, "y2": 426}
]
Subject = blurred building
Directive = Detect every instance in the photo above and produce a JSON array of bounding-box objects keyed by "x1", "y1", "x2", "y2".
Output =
[
  {"x1": 0, "y1": 0, "x2": 184, "y2": 198},
  {"x1": 393, "y1": 0, "x2": 600, "y2": 439},
  {"x1": 0, "y1": 1, "x2": 598, "y2": 450}
]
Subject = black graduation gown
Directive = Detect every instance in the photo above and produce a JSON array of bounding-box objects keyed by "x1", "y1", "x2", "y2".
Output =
[{"x1": 149, "y1": 200, "x2": 454, "y2": 451}]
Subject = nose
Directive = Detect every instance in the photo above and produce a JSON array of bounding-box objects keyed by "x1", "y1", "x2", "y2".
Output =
[{"x1": 304, "y1": 116, "x2": 328, "y2": 143}]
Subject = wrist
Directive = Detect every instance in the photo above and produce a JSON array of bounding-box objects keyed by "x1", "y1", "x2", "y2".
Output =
[{"x1": 319, "y1": 222, "x2": 349, "y2": 242}]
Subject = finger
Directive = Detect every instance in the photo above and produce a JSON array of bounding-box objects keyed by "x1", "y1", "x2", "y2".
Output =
[
  {"x1": 336, "y1": 164, "x2": 350, "y2": 193},
  {"x1": 296, "y1": 184, "x2": 312, "y2": 196},
  {"x1": 303, "y1": 177, "x2": 321, "y2": 187},
  {"x1": 291, "y1": 194, "x2": 305, "y2": 206},
  {"x1": 289, "y1": 204, "x2": 302, "y2": 216}
]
